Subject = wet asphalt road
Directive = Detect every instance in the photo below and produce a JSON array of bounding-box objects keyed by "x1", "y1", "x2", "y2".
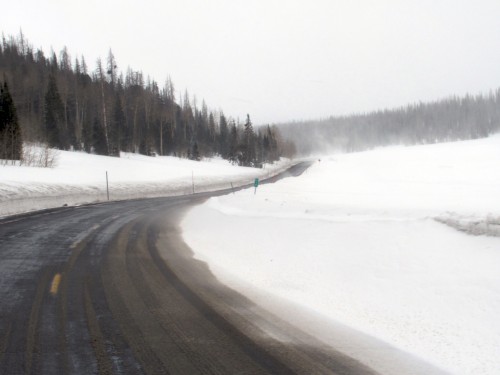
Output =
[{"x1": 0, "y1": 162, "x2": 378, "y2": 375}]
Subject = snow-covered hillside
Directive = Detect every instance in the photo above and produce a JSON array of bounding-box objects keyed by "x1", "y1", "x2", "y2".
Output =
[
  {"x1": 0, "y1": 149, "x2": 290, "y2": 217},
  {"x1": 181, "y1": 135, "x2": 500, "y2": 375}
]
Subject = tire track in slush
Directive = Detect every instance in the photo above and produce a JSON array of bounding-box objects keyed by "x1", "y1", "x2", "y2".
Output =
[
  {"x1": 101, "y1": 211, "x2": 297, "y2": 374},
  {"x1": 62, "y1": 214, "x2": 145, "y2": 375},
  {"x1": 152, "y1": 206, "x2": 379, "y2": 375},
  {"x1": 25, "y1": 269, "x2": 52, "y2": 375},
  {"x1": 130, "y1": 219, "x2": 283, "y2": 374},
  {"x1": 145, "y1": 220, "x2": 297, "y2": 374}
]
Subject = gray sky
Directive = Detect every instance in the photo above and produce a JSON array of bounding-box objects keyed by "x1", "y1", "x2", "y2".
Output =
[{"x1": 3, "y1": 0, "x2": 500, "y2": 124}]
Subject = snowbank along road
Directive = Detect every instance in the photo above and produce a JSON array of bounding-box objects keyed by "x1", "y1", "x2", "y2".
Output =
[{"x1": 0, "y1": 161, "x2": 385, "y2": 375}]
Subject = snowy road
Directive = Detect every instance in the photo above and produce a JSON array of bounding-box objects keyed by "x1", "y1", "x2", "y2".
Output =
[{"x1": 0, "y1": 162, "x2": 384, "y2": 375}]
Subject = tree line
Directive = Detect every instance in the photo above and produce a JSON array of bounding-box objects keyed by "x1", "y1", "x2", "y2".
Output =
[
  {"x1": 0, "y1": 79, "x2": 22, "y2": 162},
  {"x1": 0, "y1": 31, "x2": 289, "y2": 166},
  {"x1": 277, "y1": 90, "x2": 500, "y2": 155}
]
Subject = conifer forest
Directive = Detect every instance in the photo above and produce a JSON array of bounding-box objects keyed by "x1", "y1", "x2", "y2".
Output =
[
  {"x1": 277, "y1": 89, "x2": 500, "y2": 155},
  {"x1": 2, "y1": 31, "x2": 500, "y2": 161},
  {"x1": 0, "y1": 32, "x2": 289, "y2": 166}
]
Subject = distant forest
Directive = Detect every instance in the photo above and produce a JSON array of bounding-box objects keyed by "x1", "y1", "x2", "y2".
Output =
[
  {"x1": 0, "y1": 31, "x2": 293, "y2": 166},
  {"x1": 277, "y1": 89, "x2": 500, "y2": 155},
  {"x1": 4, "y1": 31, "x2": 499, "y2": 163}
]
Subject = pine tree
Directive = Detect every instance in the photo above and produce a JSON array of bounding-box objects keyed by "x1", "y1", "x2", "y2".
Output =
[
  {"x1": 208, "y1": 112, "x2": 216, "y2": 154},
  {"x1": 228, "y1": 120, "x2": 238, "y2": 164},
  {"x1": 44, "y1": 74, "x2": 66, "y2": 148},
  {"x1": 0, "y1": 80, "x2": 23, "y2": 160},
  {"x1": 92, "y1": 116, "x2": 108, "y2": 155},
  {"x1": 242, "y1": 114, "x2": 255, "y2": 166},
  {"x1": 106, "y1": 49, "x2": 118, "y2": 87},
  {"x1": 190, "y1": 142, "x2": 200, "y2": 161},
  {"x1": 96, "y1": 58, "x2": 110, "y2": 154},
  {"x1": 109, "y1": 93, "x2": 124, "y2": 157},
  {"x1": 266, "y1": 125, "x2": 279, "y2": 162},
  {"x1": 218, "y1": 113, "x2": 229, "y2": 158}
]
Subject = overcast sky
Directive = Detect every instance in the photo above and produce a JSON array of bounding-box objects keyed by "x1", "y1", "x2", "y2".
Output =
[{"x1": 3, "y1": 0, "x2": 500, "y2": 124}]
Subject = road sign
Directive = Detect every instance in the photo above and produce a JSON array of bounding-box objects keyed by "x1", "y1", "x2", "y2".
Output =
[{"x1": 254, "y1": 178, "x2": 259, "y2": 195}]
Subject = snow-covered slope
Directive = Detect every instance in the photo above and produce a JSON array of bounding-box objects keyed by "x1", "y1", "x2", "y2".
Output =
[
  {"x1": 181, "y1": 134, "x2": 500, "y2": 375},
  {"x1": 0, "y1": 149, "x2": 290, "y2": 217}
]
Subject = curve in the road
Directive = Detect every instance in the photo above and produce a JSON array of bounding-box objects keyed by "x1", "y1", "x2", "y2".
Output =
[{"x1": 0, "y1": 162, "x2": 379, "y2": 374}]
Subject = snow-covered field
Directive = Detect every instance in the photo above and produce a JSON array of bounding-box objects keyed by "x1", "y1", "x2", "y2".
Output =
[
  {"x1": 0, "y1": 149, "x2": 290, "y2": 217},
  {"x1": 182, "y1": 135, "x2": 500, "y2": 375}
]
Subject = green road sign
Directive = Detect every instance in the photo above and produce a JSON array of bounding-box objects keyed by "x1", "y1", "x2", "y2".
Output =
[{"x1": 254, "y1": 178, "x2": 259, "y2": 187}]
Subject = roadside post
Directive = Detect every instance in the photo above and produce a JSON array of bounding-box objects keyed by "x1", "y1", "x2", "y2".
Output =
[
  {"x1": 106, "y1": 171, "x2": 109, "y2": 201},
  {"x1": 192, "y1": 171, "x2": 195, "y2": 194},
  {"x1": 254, "y1": 178, "x2": 259, "y2": 195}
]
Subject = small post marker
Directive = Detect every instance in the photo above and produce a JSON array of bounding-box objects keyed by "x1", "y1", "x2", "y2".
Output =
[
  {"x1": 254, "y1": 178, "x2": 259, "y2": 195},
  {"x1": 192, "y1": 171, "x2": 195, "y2": 194},
  {"x1": 106, "y1": 171, "x2": 109, "y2": 201},
  {"x1": 231, "y1": 182, "x2": 235, "y2": 194}
]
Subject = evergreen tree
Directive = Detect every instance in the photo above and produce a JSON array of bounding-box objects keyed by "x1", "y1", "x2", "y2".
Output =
[
  {"x1": 266, "y1": 125, "x2": 279, "y2": 162},
  {"x1": 207, "y1": 112, "x2": 216, "y2": 154},
  {"x1": 255, "y1": 131, "x2": 263, "y2": 167},
  {"x1": 242, "y1": 114, "x2": 256, "y2": 166},
  {"x1": 96, "y1": 58, "x2": 110, "y2": 155},
  {"x1": 218, "y1": 113, "x2": 229, "y2": 158},
  {"x1": 109, "y1": 93, "x2": 125, "y2": 156},
  {"x1": 262, "y1": 129, "x2": 270, "y2": 161},
  {"x1": 44, "y1": 74, "x2": 66, "y2": 148},
  {"x1": 82, "y1": 113, "x2": 93, "y2": 153},
  {"x1": 92, "y1": 116, "x2": 108, "y2": 155},
  {"x1": 106, "y1": 49, "x2": 118, "y2": 87},
  {"x1": 0, "y1": 80, "x2": 23, "y2": 160},
  {"x1": 190, "y1": 142, "x2": 200, "y2": 161},
  {"x1": 228, "y1": 120, "x2": 238, "y2": 164}
]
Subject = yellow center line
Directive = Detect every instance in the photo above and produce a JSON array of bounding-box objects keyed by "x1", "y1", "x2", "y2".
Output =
[
  {"x1": 70, "y1": 224, "x2": 101, "y2": 249},
  {"x1": 50, "y1": 273, "x2": 62, "y2": 295}
]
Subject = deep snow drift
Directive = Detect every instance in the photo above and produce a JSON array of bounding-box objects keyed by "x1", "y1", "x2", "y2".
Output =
[
  {"x1": 0, "y1": 149, "x2": 290, "y2": 217},
  {"x1": 181, "y1": 135, "x2": 500, "y2": 375}
]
